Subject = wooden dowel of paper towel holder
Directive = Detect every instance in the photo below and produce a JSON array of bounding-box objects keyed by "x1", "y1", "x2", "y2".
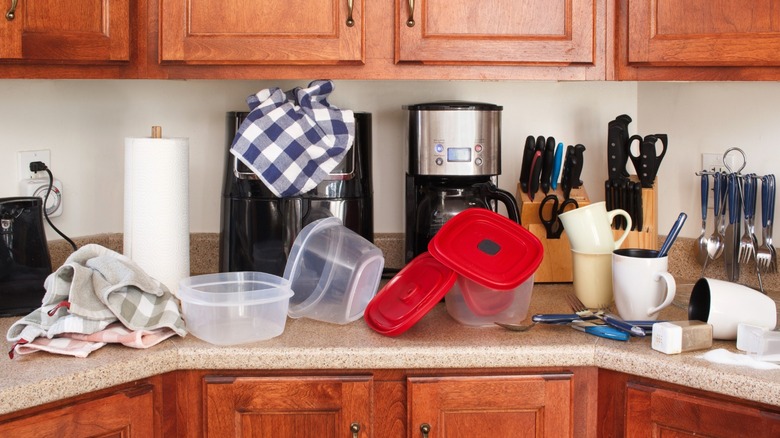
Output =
[{"x1": 151, "y1": 126, "x2": 162, "y2": 139}]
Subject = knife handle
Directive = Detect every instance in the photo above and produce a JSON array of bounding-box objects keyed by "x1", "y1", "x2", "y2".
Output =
[
  {"x1": 728, "y1": 173, "x2": 739, "y2": 225},
  {"x1": 519, "y1": 136, "x2": 536, "y2": 193},
  {"x1": 551, "y1": 143, "x2": 564, "y2": 191},
  {"x1": 572, "y1": 323, "x2": 630, "y2": 342},
  {"x1": 600, "y1": 313, "x2": 646, "y2": 337},
  {"x1": 701, "y1": 173, "x2": 709, "y2": 221}
]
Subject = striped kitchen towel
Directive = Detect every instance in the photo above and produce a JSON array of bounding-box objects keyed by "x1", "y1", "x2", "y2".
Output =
[{"x1": 230, "y1": 80, "x2": 355, "y2": 197}]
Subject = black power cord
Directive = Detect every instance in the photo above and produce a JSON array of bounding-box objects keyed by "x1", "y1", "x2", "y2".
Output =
[{"x1": 29, "y1": 161, "x2": 78, "y2": 252}]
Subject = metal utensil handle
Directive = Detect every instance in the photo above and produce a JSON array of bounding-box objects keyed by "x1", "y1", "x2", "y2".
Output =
[
  {"x1": 346, "y1": 0, "x2": 355, "y2": 27},
  {"x1": 406, "y1": 0, "x2": 415, "y2": 27},
  {"x1": 5, "y1": 0, "x2": 17, "y2": 20}
]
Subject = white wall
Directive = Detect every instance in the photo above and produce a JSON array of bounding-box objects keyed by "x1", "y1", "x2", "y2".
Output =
[{"x1": 6, "y1": 79, "x2": 761, "y2": 241}]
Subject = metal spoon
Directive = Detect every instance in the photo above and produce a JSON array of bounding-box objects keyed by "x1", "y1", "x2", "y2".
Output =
[
  {"x1": 495, "y1": 321, "x2": 537, "y2": 332},
  {"x1": 696, "y1": 173, "x2": 709, "y2": 265},
  {"x1": 706, "y1": 172, "x2": 726, "y2": 260}
]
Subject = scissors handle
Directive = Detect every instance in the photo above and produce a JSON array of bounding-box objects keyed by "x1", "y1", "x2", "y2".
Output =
[{"x1": 538, "y1": 195, "x2": 578, "y2": 238}]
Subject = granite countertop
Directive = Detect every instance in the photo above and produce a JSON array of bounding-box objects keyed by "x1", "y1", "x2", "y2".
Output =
[{"x1": 2, "y1": 283, "x2": 779, "y2": 416}]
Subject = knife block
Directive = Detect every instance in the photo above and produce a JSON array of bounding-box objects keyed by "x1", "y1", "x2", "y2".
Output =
[
  {"x1": 517, "y1": 180, "x2": 658, "y2": 283},
  {"x1": 517, "y1": 183, "x2": 591, "y2": 283}
]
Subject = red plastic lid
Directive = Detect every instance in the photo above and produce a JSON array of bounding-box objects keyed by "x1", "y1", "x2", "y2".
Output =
[
  {"x1": 363, "y1": 252, "x2": 456, "y2": 337},
  {"x1": 428, "y1": 208, "x2": 543, "y2": 290}
]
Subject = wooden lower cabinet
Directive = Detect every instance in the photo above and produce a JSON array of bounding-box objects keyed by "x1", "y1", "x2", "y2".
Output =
[
  {"x1": 174, "y1": 368, "x2": 597, "y2": 438},
  {"x1": 0, "y1": 381, "x2": 158, "y2": 438},
  {"x1": 598, "y1": 369, "x2": 780, "y2": 438},
  {"x1": 408, "y1": 374, "x2": 574, "y2": 437}
]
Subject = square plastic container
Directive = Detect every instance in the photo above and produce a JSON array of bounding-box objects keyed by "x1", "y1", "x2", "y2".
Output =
[
  {"x1": 284, "y1": 217, "x2": 384, "y2": 324},
  {"x1": 429, "y1": 209, "x2": 543, "y2": 327},
  {"x1": 178, "y1": 272, "x2": 294, "y2": 346},
  {"x1": 444, "y1": 274, "x2": 536, "y2": 326}
]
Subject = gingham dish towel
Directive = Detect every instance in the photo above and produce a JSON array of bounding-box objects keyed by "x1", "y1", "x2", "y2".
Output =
[
  {"x1": 7, "y1": 244, "x2": 186, "y2": 358},
  {"x1": 230, "y1": 80, "x2": 355, "y2": 197}
]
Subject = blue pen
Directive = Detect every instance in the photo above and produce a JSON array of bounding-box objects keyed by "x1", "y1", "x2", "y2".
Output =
[
  {"x1": 550, "y1": 142, "x2": 564, "y2": 190},
  {"x1": 571, "y1": 321, "x2": 630, "y2": 341}
]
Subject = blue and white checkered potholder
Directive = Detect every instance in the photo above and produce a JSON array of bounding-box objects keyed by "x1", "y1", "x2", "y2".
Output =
[{"x1": 230, "y1": 80, "x2": 355, "y2": 197}]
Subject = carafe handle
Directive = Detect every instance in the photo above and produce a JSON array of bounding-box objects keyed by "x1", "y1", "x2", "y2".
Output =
[{"x1": 475, "y1": 182, "x2": 520, "y2": 224}]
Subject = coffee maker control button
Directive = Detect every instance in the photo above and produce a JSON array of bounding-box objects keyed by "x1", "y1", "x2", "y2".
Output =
[
  {"x1": 475, "y1": 144, "x2": 483, "y2": 153},
  {"x1": 435, "y1": 144, "x2": 444, "y2": 153},
  {"x1": 475, "y1": 158, "x2": 483, "y2": 166},
  {"x1": 435, "y1": 157, "x2": 444, "y2": 166}
]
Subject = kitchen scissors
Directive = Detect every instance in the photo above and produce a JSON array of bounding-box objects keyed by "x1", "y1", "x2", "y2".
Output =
[{"x1": 538, "y1": 194, "x2": 579, "y2": 238}]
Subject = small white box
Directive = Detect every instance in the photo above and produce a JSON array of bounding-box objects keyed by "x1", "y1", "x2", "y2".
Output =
[{"x1": 652, "y1": 321, "x2": 713, "y2": 355}]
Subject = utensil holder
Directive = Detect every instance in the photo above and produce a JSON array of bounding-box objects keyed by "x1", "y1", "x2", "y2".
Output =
[{"x1": 518, "y1": 180, "x2": 658, "y2": 283}]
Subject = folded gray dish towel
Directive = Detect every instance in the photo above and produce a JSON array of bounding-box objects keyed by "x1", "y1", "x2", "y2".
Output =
[{"x1": 7, "y1": 244, "x2": 187, "y2": 346}]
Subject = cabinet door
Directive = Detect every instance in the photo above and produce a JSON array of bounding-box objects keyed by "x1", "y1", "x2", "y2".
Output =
[
  {"x1": 408, "y1": 374, "x2": 572, "y2": 438},
  {"x1": 626, "y1": 382, "x2": 780, "y2": 438},
  {"x1": 0, "y1": 385, "x2": 155, "y2": 438},
  {"x1": 0, "y1": 0, "x2": 130, "y2": 61},
  {"x1": 160, "y1": 0, "x2": 364, "y2": 64},
  {"x1": 204, "y1": 375, "x2": 372, "y2": 437},
  {"x1": 396, "y1": 0, "x2": 598, "y2": 65},
  {"x1": 627, "y1": 0, "x2": 780, "y2": 66}
]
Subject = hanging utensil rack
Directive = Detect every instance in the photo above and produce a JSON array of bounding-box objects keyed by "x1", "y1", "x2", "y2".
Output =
[{"x1": 695, "y1": 147, "x2": 776, "y2": 294}]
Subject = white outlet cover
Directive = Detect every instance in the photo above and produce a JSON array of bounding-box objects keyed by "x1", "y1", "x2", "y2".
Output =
[{"x1": 17, "y1": 149, "x2": 51, "y2": 180}]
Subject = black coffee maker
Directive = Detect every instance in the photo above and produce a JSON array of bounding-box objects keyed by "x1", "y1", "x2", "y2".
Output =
[
  {"x1": 404, "y1": 101, "x2": 519, "y2": 263},
  {"x1": 219, "y1": 112, "x2": 373, "y2": 276},
  {"x1": 0, "y1": 197, "x2": 52, "y2": 316}
]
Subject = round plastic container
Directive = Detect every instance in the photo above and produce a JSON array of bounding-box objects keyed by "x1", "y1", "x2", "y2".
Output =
[
  {"x1": 285, "y1": 217, "x2": 384, "y2": 324},
  {"x1": 178, "y1": 272, "x2": 294, "y2": 345},
  {"x1": 444, "y1": 274, "x2": 536, "y2": 326}
]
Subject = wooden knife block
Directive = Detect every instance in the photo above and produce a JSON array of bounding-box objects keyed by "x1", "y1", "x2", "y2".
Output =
[{"x1": 517, "y1": 180, "x2": 658, "y2": 283}]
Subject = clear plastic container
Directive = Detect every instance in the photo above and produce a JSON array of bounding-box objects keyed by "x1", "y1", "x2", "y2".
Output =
[
  {"x1": 178, "y1": 272, "x2": 294, "y2": 346},
  {"x1": 285, "y1": 217, "x2": 384, "y2": 324},
  {"x1": 445, "y1": 274, "x2": 535, "y2": 326}
]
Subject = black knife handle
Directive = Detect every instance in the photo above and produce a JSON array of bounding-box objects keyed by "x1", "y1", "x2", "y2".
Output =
[
  {"x1": 519, "y1": 135, "x2": 536, "y2": 193},
  {"x1": 562, "y1": 145, "x2": 574, "y2": 200},
  {"x1": 529, "y1": 150, "x2": 544, "y2": 199},
  {"x1": 571, "y1": 144, "x2": 586, "y2": 188},
  {"x1": 540, "y1": 137, "x2": 556, "y2": 194}
]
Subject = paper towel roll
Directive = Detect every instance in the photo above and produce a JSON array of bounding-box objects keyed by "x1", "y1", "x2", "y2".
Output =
[{"x1": 124, "y1": 136, "x2": 190, "y2": 296}]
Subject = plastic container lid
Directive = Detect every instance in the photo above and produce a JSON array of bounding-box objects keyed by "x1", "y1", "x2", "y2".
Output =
[
  {"x1": 428, "y1": 208, "x2": 543, "y2": 290},
  {"x1": 363, "y1": 252, "x2": 456, "y2": 336}
]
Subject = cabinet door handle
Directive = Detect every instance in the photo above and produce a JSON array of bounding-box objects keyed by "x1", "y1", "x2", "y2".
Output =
[
  {"x1": 406, "y1": 0, "x2": 415, "y2": 27},
  {"x1": 350, "y1": 422, "x2": 360, "y2": 438},
  {"x1": 420, "y1": 423, "x2": 431, "y2": 438},
  {"x1": 5, "y1": 0, "x2": 18, "y2": 20},
  {"x1": 346, "y1": 0, "x2": 354, "y2": 27}
]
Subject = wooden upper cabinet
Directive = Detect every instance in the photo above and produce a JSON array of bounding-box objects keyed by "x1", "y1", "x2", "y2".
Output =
[
  {"x1": 616, "y1": 0, "x2": 780, "y2": 79},
  {"x1": 159, "y1": 0, "x2": 364, "y2": 65},
  {"x1": 203, "y1": 375, "x2": 373, "y2": 437},
  {"x1": 0, "y1": 0, "x2": 130, "y2": 62},
  {"x1": 408, "y1": 374, "x2": 573, "y2": 437},
  {"x1": 627, "y1": 0, "x2": 780, "y2": 66},
  {"x1": 396, "y1": 0, "x2": 598, "y2": 65}
]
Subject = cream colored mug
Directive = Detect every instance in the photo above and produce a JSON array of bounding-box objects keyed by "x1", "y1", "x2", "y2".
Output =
[
  {"x1": 571, "y1": 249, "x2": 613, "y2": 309},
  {"x1": 558, "y1": 202, "x2": 632, "y2": 253}
]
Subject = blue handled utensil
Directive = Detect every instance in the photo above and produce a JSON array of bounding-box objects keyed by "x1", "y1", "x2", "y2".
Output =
[
  {"x1": 658, "y1": 212, "x2": 688, "y2": 258},
  {"x1": 550, "y1": 142, "x2": 564, "y2": 190},
  {"x1": 571, "y1": 321, "x2": 630, "y2": 341}
]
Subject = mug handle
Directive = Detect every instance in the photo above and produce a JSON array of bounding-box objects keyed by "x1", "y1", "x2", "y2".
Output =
[
  {"x1": 607, "y1": 208, "x2": 632, "y2": 248},
  {"x1": 647, "y1": 272, "x2": 676, "y2": 316}
]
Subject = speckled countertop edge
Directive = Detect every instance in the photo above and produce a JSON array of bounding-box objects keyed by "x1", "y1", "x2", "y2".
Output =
[{"x1": 2, "y1": 285, "x2": 779, "y2": 416}]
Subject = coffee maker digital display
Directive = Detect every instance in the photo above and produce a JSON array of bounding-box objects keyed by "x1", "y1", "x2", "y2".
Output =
[{"x1": 404, "y1": 101, "x2": 519, "y2": 263}]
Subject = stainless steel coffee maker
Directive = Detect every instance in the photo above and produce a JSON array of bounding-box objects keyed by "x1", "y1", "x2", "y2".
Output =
[
  {"x1": 404, "y1": 101, "x2": 519, "y2": 263},
  {"x1": 0, "y1": 197, "x2": 52, "y2": 316}
]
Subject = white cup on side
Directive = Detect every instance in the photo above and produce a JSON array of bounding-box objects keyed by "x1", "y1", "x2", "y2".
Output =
[
  {"x1": 612, "y1": 248, "x2": 676, "y2": 321},
  {"x1": 558, "y1": 202, "x2": 632, "y2": 253},
  {"x1": 688, "y1": 278, "x2": 777, "y2": 340}
]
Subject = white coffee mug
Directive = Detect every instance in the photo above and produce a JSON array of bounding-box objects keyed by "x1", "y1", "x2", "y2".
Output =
[
  {"x1": 571, "y1": 249, "x2": 613, "y2": 309},
  {"x1": 612, "y1": 248, "x2": 676, "y2": 321},
  {"x1": 688, "y1": 278, "x2": 778, "y2": 340},
  {"x1": 558, "y1": 202, "x2": 632, "y2": 253}
]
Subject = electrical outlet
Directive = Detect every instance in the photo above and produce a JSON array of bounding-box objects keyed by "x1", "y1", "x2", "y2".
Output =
[{"x1": 17, "y1": 149, "x2": 51, "y2": 180}]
